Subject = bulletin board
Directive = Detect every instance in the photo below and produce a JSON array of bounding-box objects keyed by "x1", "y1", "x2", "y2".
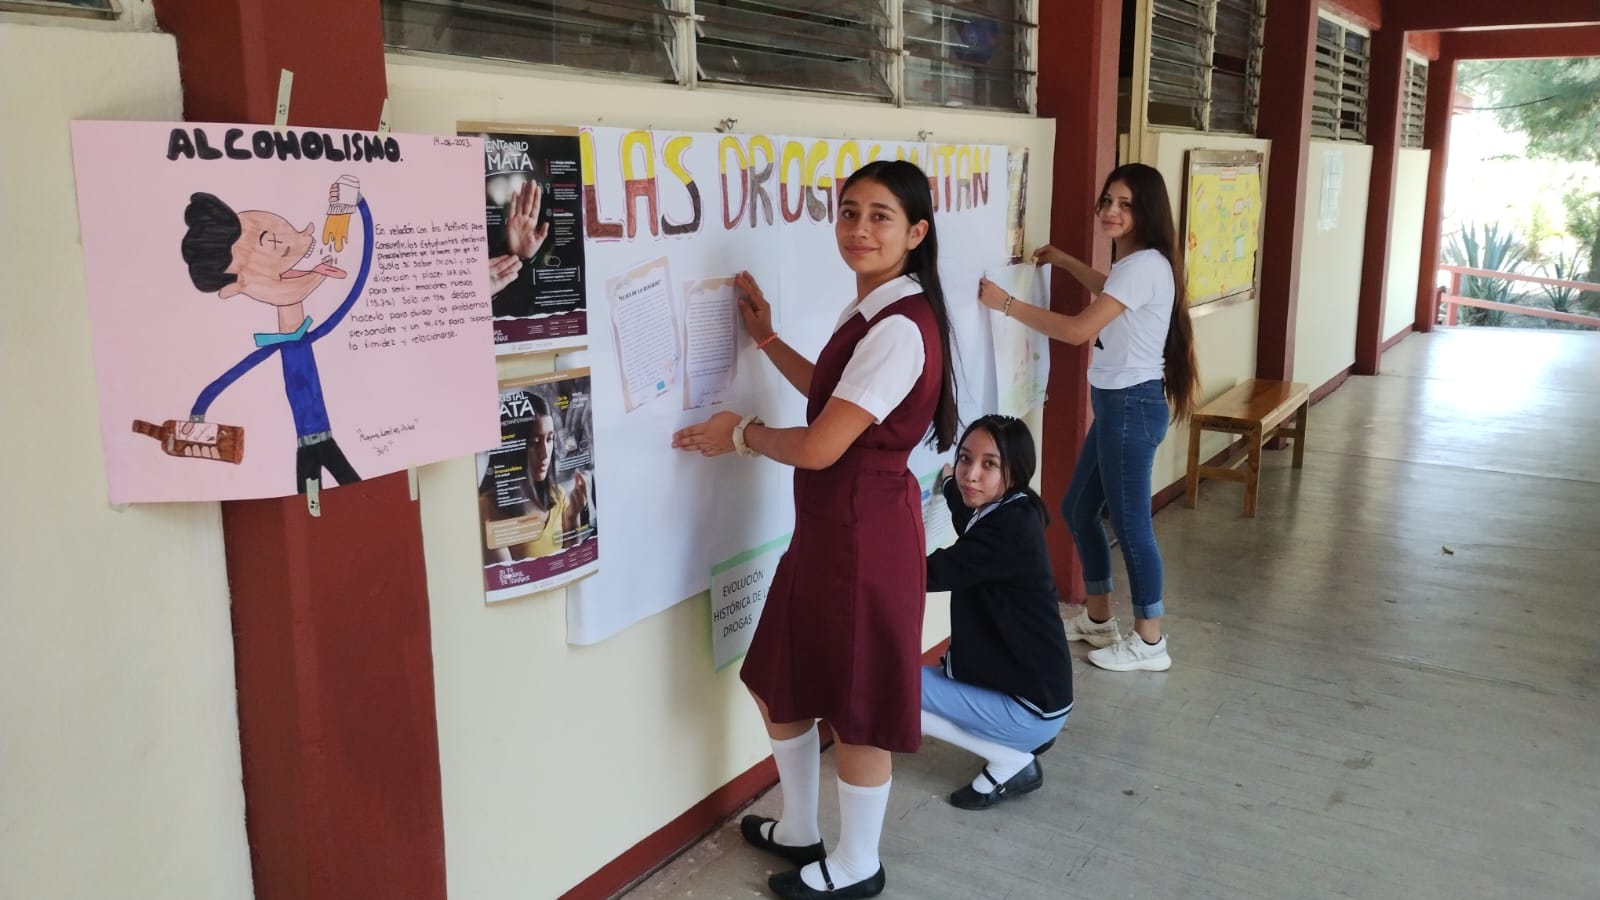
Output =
[
  {"x1": 471, "y1": 124, "x2": 1014, "y2": 645},
  {"x1": 1181, "y1": 149, "x2": 1265, "y2": 307}
]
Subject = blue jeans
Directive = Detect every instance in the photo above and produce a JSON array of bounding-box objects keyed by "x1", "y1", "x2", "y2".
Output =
[{"x1": 1064, "y1": 379, "x2": 1168, "y2": 619}]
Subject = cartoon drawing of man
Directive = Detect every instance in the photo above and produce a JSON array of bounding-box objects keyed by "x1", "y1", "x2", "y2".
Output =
[{"x1": 174, "y1": 176, "x2": 372, "y2": 493}]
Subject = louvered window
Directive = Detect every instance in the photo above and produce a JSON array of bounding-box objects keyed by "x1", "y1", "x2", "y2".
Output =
[
  {"x1": 697, "y1": 2, "x2": 893, "y2": 99},
  {"x1": 1144, "y1": 0, "x2": 1264, "y2": 133},
  {"x1": 0, "y1": 0, "x2": 116, "y2": 17},
  {"x1": 381, "y1": 1, "x2": 685, "y2": 81},
  {"x1": 903, "y1": 1, "x2": 1035, "y2": 113},
  {"x1": 1401, "y1": 57, "x2": 1428, "y2": 149},
  {"x1": 382, "y1": 1, "x2": 1038, "y2": 113},
  {"x1": 1311, "y1": 14, "x2": 1370, "y2": 143}
]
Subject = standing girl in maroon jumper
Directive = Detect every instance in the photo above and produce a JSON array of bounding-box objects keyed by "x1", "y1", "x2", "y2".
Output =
[{"x1": 672, "y1": 160, "x2": 958, "y2": 900}]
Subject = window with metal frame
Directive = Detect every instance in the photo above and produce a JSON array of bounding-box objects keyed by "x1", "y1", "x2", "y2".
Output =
[
  {"x1": 902, "y1": 1, "x2": 1035, "y2": 113},
  {"x1": 0, "y1": 0, "x2": 117, "y2": 17},
  {"x1": 1401, "y1": 57, "x2": 1428, "y2": 149},
  {"x1": 381, "y1": 1, "x2": 1037, "y2": 113},
  {"x1": 1143, "y1": 0, "x2": 1264, "y2": 134},
  {"x1": 1311, "y1": 14, "x2": 1370, "y2": 143},
  {"x1": 380, "y1": 0, "x2": 685, "y2": 82},
  {"x1": 696, "y1": 1, "x2": 893, "y2": 99}
]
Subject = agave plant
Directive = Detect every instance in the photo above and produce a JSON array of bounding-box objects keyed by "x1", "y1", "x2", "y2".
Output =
[
  {"x1": 1443, "y1": 222, "x2": 1529, "y2": 327},
  {"x1": 1530, "y1": 250, "x2": 1598, "y2": 331}
]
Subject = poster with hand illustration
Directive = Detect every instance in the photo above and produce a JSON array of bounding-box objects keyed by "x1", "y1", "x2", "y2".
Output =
[
  {"x1": 462, "y1": 124, "x2": 589, "y2": 353},
  {"x1": 70, "y1": 121, "x2": 501, "y2": 503}
]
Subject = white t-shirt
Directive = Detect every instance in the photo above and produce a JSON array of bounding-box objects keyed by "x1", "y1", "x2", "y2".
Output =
[
  {"x1": 831, "y1": 274, "x2": 927, "y2": 422},
  {"x1": 1089, "y1": 248, "x2": 1174, "y2": 390}
]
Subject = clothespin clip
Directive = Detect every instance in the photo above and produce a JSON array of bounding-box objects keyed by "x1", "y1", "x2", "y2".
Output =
[
  {"x1": 917, "y1": 129, "x2": 934, "y2": 143},
  {"x1": 275, "y1": 69, "x2": 294, "y2": 135},
  {"x1": 378, "y1": 98, "x2": 391, "y2": 138},
  {"x1": 715, "y1": 117, "x2": 738, "y2": 134},
  {"x1": 407, "y1": 466, "x2": 419, "y2": 501},
  {"x1": 305, "y1": 478, "x2": 321, "y2": 517}
]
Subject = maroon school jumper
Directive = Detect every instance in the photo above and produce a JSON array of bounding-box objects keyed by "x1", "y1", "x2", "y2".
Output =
[{"x1": 740, "y1": 290, "x2": 942, "y2": 753}]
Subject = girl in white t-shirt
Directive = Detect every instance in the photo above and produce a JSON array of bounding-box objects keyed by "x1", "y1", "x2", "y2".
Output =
[{"x1": 977, "y1": 163, "x2": 1199, "y2": 673}]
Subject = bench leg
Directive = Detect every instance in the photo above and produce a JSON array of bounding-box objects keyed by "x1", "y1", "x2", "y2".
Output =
[
  {"x1": 1185, "y1": 422, "x2": 1202, "y2": 508},
  {"x1": 1292, "y1": 403, "x2": 1308, "y2": 468},
  {"x1": 1244, "y1": 424, "x2": 1262, "y2": 517}
]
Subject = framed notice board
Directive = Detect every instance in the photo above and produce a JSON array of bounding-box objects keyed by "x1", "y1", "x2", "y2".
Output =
[{"x1": 1181, "y1": 149, "x2": 1265, "y2": 308}]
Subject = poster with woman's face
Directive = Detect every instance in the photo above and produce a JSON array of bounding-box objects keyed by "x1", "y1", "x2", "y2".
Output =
[{"x1": 476, "y1": 367, "x2": 598, "y2": 603}]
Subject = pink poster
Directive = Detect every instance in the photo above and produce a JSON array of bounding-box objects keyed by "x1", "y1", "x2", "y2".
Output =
[{"x1": 69, "y1": 121, "x2": 501, "y2": 503}]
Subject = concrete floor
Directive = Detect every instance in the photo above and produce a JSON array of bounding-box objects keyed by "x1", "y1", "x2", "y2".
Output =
[{"x1": 626, "y1": 328, "x2": 1600, "y2": 900}]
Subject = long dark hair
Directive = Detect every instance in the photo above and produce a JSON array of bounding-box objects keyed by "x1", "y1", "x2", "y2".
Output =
[
  {"x1": 841, "y1": 160, "x2": 960, "y2": 451},
  {"x1": 960, "y1": 415, "x2": 1047, "y2": 525},
  {"x1": 478, "y1": 390, "x2": 562, "y2": 510},
  {"x1": 1101, "y1": 163, "x2": 1199, "y2": 423}
]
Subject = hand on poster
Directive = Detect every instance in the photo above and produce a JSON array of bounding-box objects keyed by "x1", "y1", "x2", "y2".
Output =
[
  {"x1": 976, "y1": 276, "x2": 1011, "y2": 312},
  {"x1": 1031, "y1": 244, "x2": 1069, "y2": 269},
  {"x1": 487, "y1": 254, "x2": 524, "y2": 294},
  {"x1": 505, "y1": 179, "x2": 550, "y2": 260},
  {"x1": 671, "y1": 411, "x2": 741, "y2": 457},
  {"x1": 734, "y1": 271, "x2": 774, "y2": 343}
]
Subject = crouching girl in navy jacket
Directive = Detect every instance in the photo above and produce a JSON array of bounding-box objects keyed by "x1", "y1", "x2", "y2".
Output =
[{"x1": 923, "y1": 415, "x2": 1073, "y2": 810}]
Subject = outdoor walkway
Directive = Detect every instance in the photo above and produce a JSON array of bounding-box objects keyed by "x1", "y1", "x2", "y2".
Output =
[{"x1": 627, "y1": 327, "x2": 1600, "y2": 900}]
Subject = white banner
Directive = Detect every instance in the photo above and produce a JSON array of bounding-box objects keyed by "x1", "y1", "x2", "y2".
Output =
[{"x1": 564, "y1": 127, "x2": 1009, "y2": 644}]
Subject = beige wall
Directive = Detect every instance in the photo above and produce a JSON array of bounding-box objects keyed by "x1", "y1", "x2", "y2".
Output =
[
  {"x1": 386, "y1": 53, "x2": 1058, "y2": 898},
  {"x1": 0, "y1": 22, "x2": 254, "y2": 900},
  {"x1": 1144, "y1": 130, "x2": 1269, "y2": 491},
  {"x1": 1384, "y1": 148, "x2": 1431, "y2": 343},
  {"x1": 1295, "y1": 142, "x2": 1374, "y2": 392}
]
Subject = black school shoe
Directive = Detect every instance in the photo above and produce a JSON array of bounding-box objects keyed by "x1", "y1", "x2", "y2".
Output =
[
  {"x1": 769, "y1": 860, "x2": 887, "y2": 899},
  {"x1": 949, "y1": 759, "x2": 1043, "y2": 810},
  {"x1": 740, "y1": 815, "x2": 827, "y2": 867}
]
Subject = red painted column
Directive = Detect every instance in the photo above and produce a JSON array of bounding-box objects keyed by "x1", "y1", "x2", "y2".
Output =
[
  {"x1": 1414, "y1": 52, "x2": 1459, "y2": 333},
  {"x1": 1254, "y1": 0, "x2": 1318, "y2": 382},
  {"x1": 1354, "y1": 26, "x2": 1407, "y2": 374},
  {"x1": 1036, "y1": 0, "x2": 1120, "y2": 604},
  {"x1": 149, "y1": 3, "x2": 449, "y2": 899}
]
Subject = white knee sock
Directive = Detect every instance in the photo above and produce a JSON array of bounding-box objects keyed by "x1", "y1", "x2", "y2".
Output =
[
  {"x1": 769, "y1": 725, "x2": 821, "y2": 847},
  {"x1": 801, "y1": 777, "x2": 889, "y2": 890},
  {"x1": 921, "y1": 709, "x2": 1034, "y2": 792}
]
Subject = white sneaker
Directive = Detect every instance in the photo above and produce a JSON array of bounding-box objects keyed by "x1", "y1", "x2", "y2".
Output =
[
  {"x1": 1064, "y1": 610, "x2": 1121, "y2": 648},
  {"x1": 1088, "y1": 632, "x2": 1172, "y2": 672}
]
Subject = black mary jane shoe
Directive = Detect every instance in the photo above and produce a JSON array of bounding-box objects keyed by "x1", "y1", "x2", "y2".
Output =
[
  {"x1": 769, "y1": 860, "x2": 886, "y2": 900},
  {"x1": 949, "y1": 759, "x2": 1043, "y2": 810},
  {"x1": 740, "y1": 815, "x2": 826, "y2": 868}
]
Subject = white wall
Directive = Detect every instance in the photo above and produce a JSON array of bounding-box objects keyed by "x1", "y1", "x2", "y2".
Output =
[
  {"x1": 0, "y1": 23, "x2": 254, "y2": 900},
  {"x1": 1384, "y1": 148, "x2": 1431, "y2": 342},
  {"x1": 1295, "y1": 142, "x2": 1374, "y2": 391},
  {"x1": 386, "y1": 52, "x2": 1057, "y2": 899},
  {"x1": 1146, "y1": 131, "x2": 1269, "y2": 492}
]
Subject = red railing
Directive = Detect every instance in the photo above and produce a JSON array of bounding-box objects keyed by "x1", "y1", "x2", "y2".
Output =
[{"x1": 1437, "y1": 265, "x2": 1600, "y2": 328}]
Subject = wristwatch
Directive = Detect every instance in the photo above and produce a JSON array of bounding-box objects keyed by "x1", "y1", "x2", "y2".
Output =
[{"x1": 732, "y1": 415, "x2": 764, "y2": 458}]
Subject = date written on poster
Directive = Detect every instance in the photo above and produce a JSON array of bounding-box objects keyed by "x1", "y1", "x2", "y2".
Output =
[{"x1": 344, "y1": 218, "x2": 491, "y2": 352}]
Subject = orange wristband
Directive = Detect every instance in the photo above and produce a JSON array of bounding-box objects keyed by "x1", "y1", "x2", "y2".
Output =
[{"x1": 756, "y1": 332, "x2": 779, "y2": 350}]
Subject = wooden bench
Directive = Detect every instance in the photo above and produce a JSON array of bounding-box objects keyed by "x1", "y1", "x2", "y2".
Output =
[{"x1": 1185, "y1": 379, "x2": 1310, "y2": 517}]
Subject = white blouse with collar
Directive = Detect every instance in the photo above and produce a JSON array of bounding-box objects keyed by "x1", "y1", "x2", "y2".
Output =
[{"x1": 829, "y1": 274, "x2": 929, "y2": 422}]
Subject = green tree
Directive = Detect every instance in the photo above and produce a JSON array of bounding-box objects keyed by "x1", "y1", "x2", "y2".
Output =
[{"x1": 1458, "y1": 58, "x2": 1600, "y2": 307}]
